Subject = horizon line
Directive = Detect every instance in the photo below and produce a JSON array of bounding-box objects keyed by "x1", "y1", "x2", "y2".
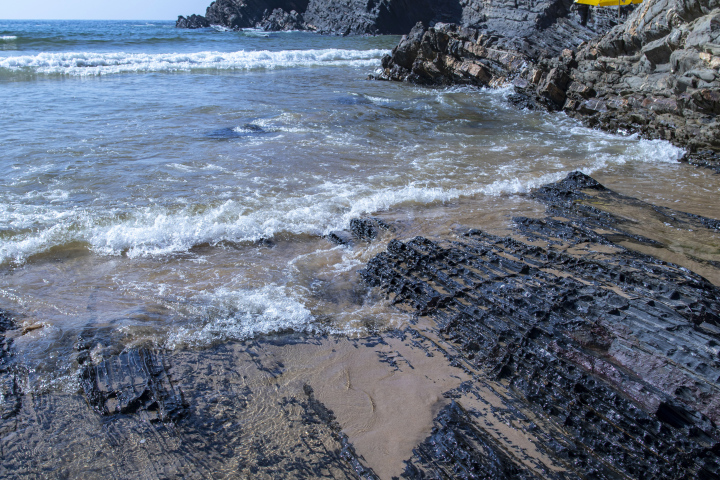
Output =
[{"x1": 0, "y1": 18, "x2": 181, "y2": 21}]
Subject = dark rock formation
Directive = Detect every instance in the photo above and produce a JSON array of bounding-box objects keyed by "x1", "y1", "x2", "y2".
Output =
[
  {"x1": 79, "y1": 347, "x2": 188, "y2": 422},
  {"x1": 177, "y1": 0, "x2": 464, "y2": 34},
  {"x1": 177, "y1": 0, "x2": 310, "y2": 30},
  {"x1": 175, "y1": 14, "x2": 210, "y2": 29},
  {"x1": 258, "y1": 8, "x2": 305, "y2": 31},
  {"x1": 362, "y1": 172, "x2": 720, "y2": 479},
  {"x1": 376, "y1": 1, "x2": 619, "y2": 85},
  {"x1": 301, "y1": 0, "x2": 462, "y2": 36},
  {"x1": 0, "y1": 311, "x2": 20, "y2": 423},
  {"x1": 404, "y1": 401, "x2": 542, "y2": 479},
  {"x1": 326, "y1": 217, "x2": 392, "y2": 246}
]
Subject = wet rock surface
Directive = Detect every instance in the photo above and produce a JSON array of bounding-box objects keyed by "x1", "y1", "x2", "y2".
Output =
[
  {"x1": 79, "y1": 347, "x2": 189, "y2": 422},
  {"x1": 1, "y1": 336, "x2": 383, "y2": 479},
  {"x1": 327, "y1": 217, "x2": 392, "y2": 247},
  {"x1": 403, "y1": 401, "x2": 541, "y2": 479},
  {"x1": 362, "y1": 172, "x2": 720, "y2": 479},
  {"x1": 207, "y1": 124, "x2": 269, "y2": 139},
  {"x1": 0, "y1": 311, "x2": 20, "y2": 424}
]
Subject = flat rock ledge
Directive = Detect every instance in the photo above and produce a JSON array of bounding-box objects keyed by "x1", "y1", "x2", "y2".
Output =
[
  {"x1": 362, "y1": 171, "x2": 720, "y2": 478},
  {"x1": 377, "y1": 0, "x2": 720, "y2": 170}
]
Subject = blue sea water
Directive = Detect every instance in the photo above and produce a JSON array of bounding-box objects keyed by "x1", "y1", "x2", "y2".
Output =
[{"x1": 0, "y1": 20, "x2": 710, "y2": 383}]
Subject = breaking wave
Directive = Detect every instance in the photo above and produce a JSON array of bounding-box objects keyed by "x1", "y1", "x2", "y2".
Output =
[
  {"x1": 0, "y1": 48, "x2": 388, "y2": 76},
  {"x1": 165, "y1": 285, "x2": 316, "y2": 349}
]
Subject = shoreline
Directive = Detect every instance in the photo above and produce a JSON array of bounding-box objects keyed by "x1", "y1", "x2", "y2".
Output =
[
  {"x1": 3, "y1": 171, "x2": 720, "y2": 478},
  {"x1": 375, "y1": 0, "x2": 720, "y2": 170}
]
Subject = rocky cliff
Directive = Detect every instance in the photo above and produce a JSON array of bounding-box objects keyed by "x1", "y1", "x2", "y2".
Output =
[
  {"x1": 178, "y1": 0, "x2": 496, "y2": 35},
  {"x1": 377, "y1": 0, "x2": 720, "y2": 167},
  {"x1": 556, "y1": 0, "x2": 720, "y2": 165},
  {"x1": 178, "y1": 0, "x2": 309, "y2": 30},
  {"x1": 178, "y1": 0, "x2": 618, "y2": 37}
]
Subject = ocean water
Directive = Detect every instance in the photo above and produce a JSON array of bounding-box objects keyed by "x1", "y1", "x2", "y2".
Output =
[{"x1": 1, "y1": 20, "x2": 717, "y2": 391}]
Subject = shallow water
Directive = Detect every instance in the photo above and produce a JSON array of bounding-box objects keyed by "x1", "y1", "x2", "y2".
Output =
[{"x1": 1, "y1": 20, "x2": 718, "y2": 395}]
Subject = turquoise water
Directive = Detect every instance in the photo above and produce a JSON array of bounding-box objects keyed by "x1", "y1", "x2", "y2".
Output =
[{"x1": 1, "y1": 20, "x2": 710, "y2": 389}]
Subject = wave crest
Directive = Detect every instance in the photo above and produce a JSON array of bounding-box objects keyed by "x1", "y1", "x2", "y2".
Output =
[{"x1": 0, "y1": 48, "x2": 388, "y2": 76}]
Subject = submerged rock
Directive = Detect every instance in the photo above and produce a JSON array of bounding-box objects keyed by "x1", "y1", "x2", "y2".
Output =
[
  {"x1": 207, "y1": 123, "x2": 267, "y2": 138},
  {"x1": 326, "y1": 217, "x2": 392, "y2": 246},
  {"x1": 362, "y1": 172, "x2": 720, "y2": 478}
]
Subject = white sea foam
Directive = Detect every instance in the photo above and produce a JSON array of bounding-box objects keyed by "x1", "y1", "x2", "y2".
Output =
[
  {"x1": 0, "y1": 104, "x2": 687, "y2": 267},
  {"x1": 1, "y1": 36, "x2": 17, "y2": 41},
  {"x1": 0, "y1": 48, "x2": 388, "y2": 76},
  {"x1": 165, "y1": 285, "x2": 315, "y2": 348}
]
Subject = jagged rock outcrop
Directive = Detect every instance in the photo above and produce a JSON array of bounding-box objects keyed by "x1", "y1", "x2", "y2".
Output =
[
  {"x1": 301, "y1": 0, "x2": 463, "y2": 35},
  {"x1": 549, "y1": 0, "x2": 720, "y2": 167},
  {"x1": 375, "y1": 0, "x2": 619, "y2": 85},
  {"x1": 178, "y1": 0, "x2": 465, "y2": 34},
  {"x1": 177, "y1": 0, "x2": 310, "y2": 31},
  {"x1": 175, "y1": 14, "x2": 210, "y2": 29},
  {"x1": 257, "y1": 8, "x2": 305, "y2": 31},
  {"x1": 378, "y1": 0, "x2": 720, "y2": 167}
]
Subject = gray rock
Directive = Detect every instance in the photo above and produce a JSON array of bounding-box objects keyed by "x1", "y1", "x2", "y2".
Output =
[
  {"x1": 258, "y1": 8, "x2": 305, "y2": 31},
  {"x1": 176, "y1": 14, "x2": 210, "y2": 29}
]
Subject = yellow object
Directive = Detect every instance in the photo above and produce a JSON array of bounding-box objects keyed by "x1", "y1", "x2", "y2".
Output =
[{"x1": 574, "y1": 0, "x2": 642, "y2": 6}]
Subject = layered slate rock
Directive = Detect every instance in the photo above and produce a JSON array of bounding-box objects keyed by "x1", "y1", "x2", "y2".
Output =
[
  {"x1": 79, "y1": 347, "x2": 189, "y2": 422},
  {"x1": 362, "y1": 172, "x2": 720, "y2": 479},
  {"x1": 552, "y1": 0, "x2": 720, "y2": 167},
  {"x1": 376, "y1": 0, "x2": 618, "y2": 85}
]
